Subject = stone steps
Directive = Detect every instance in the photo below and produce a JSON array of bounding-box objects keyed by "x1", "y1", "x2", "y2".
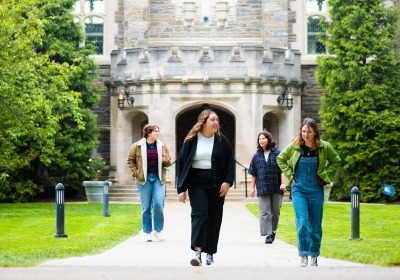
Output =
[{"x1": 108, "y1": 184, "x2": 290, "y2": 203}]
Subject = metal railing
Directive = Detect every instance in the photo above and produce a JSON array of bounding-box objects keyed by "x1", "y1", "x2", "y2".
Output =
[{"x1": 235, "y1": 160, "x2": 249, "y2": 197}]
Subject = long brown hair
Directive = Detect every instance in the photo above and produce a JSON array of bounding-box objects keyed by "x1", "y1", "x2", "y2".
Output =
[
  {"x1": 184, "y1": 109, "x2": 221, "y2": 143},
  {"x1": 293, "y1": 117, "x2": 320, "y2": 150}
]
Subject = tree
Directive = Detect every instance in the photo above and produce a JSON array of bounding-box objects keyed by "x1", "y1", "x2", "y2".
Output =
[
  {"x1": 0, "y1": 0, "x2": 101, "y2": 201},
  {"x1": 316, "y1": 0, "x2": 400, "y2": 202}
]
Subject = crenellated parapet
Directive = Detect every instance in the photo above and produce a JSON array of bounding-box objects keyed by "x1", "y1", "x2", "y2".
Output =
[{"x1": 109, "y1": 45, "x2": 302, "y2": 89}]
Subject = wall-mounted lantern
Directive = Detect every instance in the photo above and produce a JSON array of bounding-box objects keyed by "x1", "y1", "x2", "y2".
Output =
[
  {"x1": 277, "y1": 87, "x2": 293, "y2": 110},
  {"x1": 118, "y1": 88, "x2": 135, "y2": 109}
]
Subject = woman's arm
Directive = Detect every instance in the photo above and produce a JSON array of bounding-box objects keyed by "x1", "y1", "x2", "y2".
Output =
[{"x1": 277, "y1": 144, "x2": 294, "y2": 185}]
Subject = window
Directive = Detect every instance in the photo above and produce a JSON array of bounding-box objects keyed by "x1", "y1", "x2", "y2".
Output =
[
  {"x1": 85, "y1": 17, "x2": 104, "y2": 55},
  {"x1": 305, "y1": 0, "x2": 328, "y2": 55},
  {"x1": 307, "y1": 16, "x2": 326, "y2": 54},
  {"x1": 73, "y1": 0, "x2": 105, "y2": 55}
]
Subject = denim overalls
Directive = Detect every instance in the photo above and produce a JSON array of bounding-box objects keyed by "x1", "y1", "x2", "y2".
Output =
[{"x1": 291, "y1": 156, "x2": 324, "y2": 257}]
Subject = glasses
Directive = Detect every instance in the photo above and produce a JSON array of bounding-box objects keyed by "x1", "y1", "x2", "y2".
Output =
[{"x1": 153, "y1": 130, "x2": 160, "y2": 133}]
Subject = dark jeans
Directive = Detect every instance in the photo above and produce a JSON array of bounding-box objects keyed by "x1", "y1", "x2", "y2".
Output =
[{"x1": 187, "y1": 168, "x2": 225, "y2": 255}]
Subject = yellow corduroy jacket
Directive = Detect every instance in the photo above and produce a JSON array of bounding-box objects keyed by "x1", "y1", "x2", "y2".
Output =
[{"x1": 127, "y1": 138, "x2": 172, "y2": 185}]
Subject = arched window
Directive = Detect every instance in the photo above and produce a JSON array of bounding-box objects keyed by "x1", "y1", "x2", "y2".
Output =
[
  {"x1": 73, "y1": 0, "x2": 105, "y2": 55},
  {"x1": 85, "y1": 17, "x2": 104, "y2": 55},
  {"x1": 307, "y1": 16, "x2": 326, "y2": 54}
]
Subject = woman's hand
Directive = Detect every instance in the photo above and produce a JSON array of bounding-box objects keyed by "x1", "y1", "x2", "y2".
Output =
[
  {"x1": 250, "y1": 188, "x2": 255, "y2": 198},
  {"x1": 219, "y1": 182, "x2": 230, "y2": 197},
  {"x1": 162, "y1": 153, "x2": 171, "y2": 163},
  {"x1": 178, "y1": 191, "x2": 186, "y2": 203}
]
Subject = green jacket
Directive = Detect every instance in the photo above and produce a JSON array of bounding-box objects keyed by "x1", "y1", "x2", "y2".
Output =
[{"x1": 276, "y1": 140, "x2": 341, "y2": 188}]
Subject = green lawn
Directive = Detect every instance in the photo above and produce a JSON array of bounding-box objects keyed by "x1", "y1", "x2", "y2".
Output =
[
  {"x1": 246, "y1": 202, "x2": 400, "y2": 267},
  {"x1": 1, "y1": 202, "x2": 399, "y2": 267},
  {"x1": 0, "y1": 203, "x2": 142, "y2": 267}
]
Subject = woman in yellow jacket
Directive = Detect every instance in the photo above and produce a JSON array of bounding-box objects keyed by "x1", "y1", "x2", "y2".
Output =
[
  {"x1": 277, "y1": 118, "x2": 340, "y2": 268},
  {"x1": 127, "y1": 124, "x2": 172, "y2": 242}
]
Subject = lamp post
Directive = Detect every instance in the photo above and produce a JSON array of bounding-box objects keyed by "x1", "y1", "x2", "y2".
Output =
[
  {"x1": 118, "y1": 88, "x2": 135, "y2": 109},
  {"x1": 277, "y1": 87, "x2": 293, "y2": 110},
  {"x1": 102, "y1": 180, "x2": 110, "y2": 217},
  {"x1": 54, "y1": 183, "x2": 68, "y2": 238}
]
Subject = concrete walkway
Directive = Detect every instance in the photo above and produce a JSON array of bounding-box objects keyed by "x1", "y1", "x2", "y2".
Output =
[{"x1": 1, "y1": 202, "x2": 399, "y2": 280}]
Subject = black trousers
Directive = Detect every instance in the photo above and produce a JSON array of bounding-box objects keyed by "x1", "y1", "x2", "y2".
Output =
[{"x1": 187, "y1": 168, "x2": 225, "y2": 254}]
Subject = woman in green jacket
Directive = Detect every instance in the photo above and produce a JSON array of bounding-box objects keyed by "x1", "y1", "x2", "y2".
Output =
[{"x1": 277, "y1": 118, "x2": 340, "y2": 268}]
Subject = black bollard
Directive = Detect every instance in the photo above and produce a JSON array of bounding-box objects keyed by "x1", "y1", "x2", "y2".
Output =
[
  {"x1": 54, "y1": 183, "x2": 68, "y2": 238},
  {"x1": 102, "y1": 180, "x2": 110, "y2": 217},
  {"x1": 349, "y1": 186, "x2": 362, "y2": 240}
]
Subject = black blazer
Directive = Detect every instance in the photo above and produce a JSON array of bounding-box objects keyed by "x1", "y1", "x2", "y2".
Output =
[{"x1": 176, "y1": 133, "x2": 235, "y2": 194}]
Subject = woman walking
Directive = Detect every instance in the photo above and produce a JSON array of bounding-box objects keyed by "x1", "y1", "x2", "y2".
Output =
[
  {"x1": 248, "y1": 131, "x2": 286, "y2": 244},
  {"x1": 127, "y1": 124, "x2": 172, "y2": 242},
  {"x1": 277, "y1": 118, "x2": 340, "y2": 267},
  {"x1": 176, "y1": 109, "x2": 235, "y2": 266}
]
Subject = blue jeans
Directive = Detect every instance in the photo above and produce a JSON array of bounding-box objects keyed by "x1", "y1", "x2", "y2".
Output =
[
  {"x1": 292, "y1": 157, "x2": 324, "y2": 257},
  {"x1": 136, "y1": 174, "x2": 166, "y2": 234}
]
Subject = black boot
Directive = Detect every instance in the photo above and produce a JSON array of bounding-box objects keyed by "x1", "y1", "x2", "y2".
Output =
[{"x1": 271, "y1": 231, "x2": 276, "y2": 242}]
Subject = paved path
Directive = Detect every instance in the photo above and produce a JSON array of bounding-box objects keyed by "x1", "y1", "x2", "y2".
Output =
[{"x1": 1, "y1": 202, "x2": 399, "y2": 280}]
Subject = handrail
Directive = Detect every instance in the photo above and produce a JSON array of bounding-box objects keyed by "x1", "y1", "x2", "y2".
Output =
[{"x1": 235, "y1": 160, "x2": 249, "y2": 197}]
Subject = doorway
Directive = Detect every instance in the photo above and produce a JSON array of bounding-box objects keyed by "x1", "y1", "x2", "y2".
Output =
[{"x1": 175, "y1": 104, "x2": 236, "y2": 159}]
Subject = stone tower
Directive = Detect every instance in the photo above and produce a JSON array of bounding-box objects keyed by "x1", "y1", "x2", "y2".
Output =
[{"x1": 104, "y1": 0, "x2": 304, "y2": 197}]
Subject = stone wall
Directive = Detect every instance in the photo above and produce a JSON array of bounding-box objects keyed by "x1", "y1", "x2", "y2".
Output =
[
  {"x1": 300, "y1": 64, "x2": 322, "y2": 122},
  {"x1": 148, "y1": 0, "x2": 263, "y2": 41},
  {"x1": 117, "y1": 0, "x2": 293, "y2": 48},
  {"x1": 93, "y1": 65, "x2": 112, "y2": 164}
]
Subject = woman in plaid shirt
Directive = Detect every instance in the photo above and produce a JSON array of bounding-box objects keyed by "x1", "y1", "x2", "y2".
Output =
[{"x1": 248, "y1": 131, "x2": 287, "y2": 244}]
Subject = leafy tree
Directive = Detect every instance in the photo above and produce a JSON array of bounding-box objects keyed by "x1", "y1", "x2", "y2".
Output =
[
  {"x1": 34, "y1": 0, "x2": 102, "y2": 196},
  {"x1": 0, "y1": 0, "x2": 101, "y2": 202},
  {"x1": 316, "y1": 0, "x2": 400, "y2": 202}
]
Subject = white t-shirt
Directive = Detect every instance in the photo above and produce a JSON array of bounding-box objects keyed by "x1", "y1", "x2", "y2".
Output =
[{"x1": 192, "y1": 132, "x2": 214, "y2": 169}]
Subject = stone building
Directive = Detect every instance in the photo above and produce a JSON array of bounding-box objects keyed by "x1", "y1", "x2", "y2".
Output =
[{"x1": 72, "y1": 0, "x2": 335, "y2": 201}]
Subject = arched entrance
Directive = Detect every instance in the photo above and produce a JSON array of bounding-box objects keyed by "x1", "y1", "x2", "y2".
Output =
[
  {"x1": 129, "y1": 112, "x2": 148, "y2": 144},
  {"x1": 263, "y1": 112, "x2": 280, "y2": 148},
  {"x1": 175, "y1": 104, "x2": 236, "y2": 158}
]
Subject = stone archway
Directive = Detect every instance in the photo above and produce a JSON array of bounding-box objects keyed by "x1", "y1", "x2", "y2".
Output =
[
  {"x1": 175, "y1": 104, "x2": 236, "y2": 158},
  {"x1": 129, "y1": 112, "x2": 148, "y2": 144},
  {"x1": 263, "y1": 112, "x2": 280, "y2": 148}
]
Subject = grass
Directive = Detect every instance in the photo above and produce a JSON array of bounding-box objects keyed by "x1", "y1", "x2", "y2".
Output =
[
  {"x1": 1, "y1": 202, "x2": 399, "y2": 267},
  {"x1": 246, "y1": 202, "x2": 400, "y2": 267},
  {"x1": 0, "y1": 203, "x2": 141, "y2": 267}
]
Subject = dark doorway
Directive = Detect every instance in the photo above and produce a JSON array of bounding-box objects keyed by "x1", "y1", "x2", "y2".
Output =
[{"x1": 175, "y1": 104, "x2": 236, "y2": 159}]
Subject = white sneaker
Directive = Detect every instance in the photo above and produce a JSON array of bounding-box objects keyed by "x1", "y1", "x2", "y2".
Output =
[
  {"x1": 152, "y1": 230, "x2": 165, "y2": 242},
  {"x1": 144, "y1": 233, "x2": 152, "y2": 242},
  {"x1": 300, "y1": 256, "x2": 308, "y2": 267},
  {"x1": 310, "y1": 256, "x2": 318, "y2": 267}
]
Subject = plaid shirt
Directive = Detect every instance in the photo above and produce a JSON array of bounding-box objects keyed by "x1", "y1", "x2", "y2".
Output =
[{"x1": 248, "y1": 148, "x2": 283, "y2": 196}]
